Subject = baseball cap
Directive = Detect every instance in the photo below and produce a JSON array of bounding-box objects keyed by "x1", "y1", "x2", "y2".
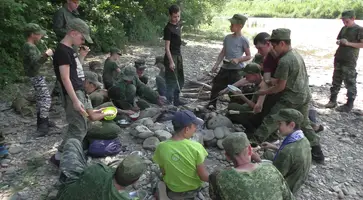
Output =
[
  {"x1": 115, "y1": 154, "x2": 146, "y2": 183},
  {"x1": 228, "y1": 14, "x2": 248, "y2": 25},
  {"x1": 223, "y1": 132, "x2": 250, "y2": 156},
  {"x1": 172, "y1": 110, "x2": 204, "y2": 128},
  {"x1": 134, "y1": 59, "x2": 146, "y2": 69},
  {"x1": 241, "y1": 63, "x2": 261, "y2": 76},
  {"x1": 121, "y1": 66, "x2": 137, "y2": 81},
  {"x1": 110, "y1": 47, "x2": 122, "y2": 55},
  {"x1": 85, "y1": 71, "x2": 102, "y2": 88},
  {"x1": 266, "y1": 28, "x2": 291, "y2": 41},
  {"x1": 24, "y1": 23, "x2": 47, "y2": 36},
  {"x1": 67, "y1": 18, "x2": 93, "y2": 43},
  {"x1": 271, "y1": 108, "x2": 304, "y2": 125},
  {"x1": 341, "y1": 10, "x2": 355, "y2": 19}
]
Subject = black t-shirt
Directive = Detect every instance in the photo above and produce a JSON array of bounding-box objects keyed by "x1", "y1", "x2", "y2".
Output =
[
  {"x1": 163, "y1": 22, "x2": 182, "y2": 55},
  {"x1": 53, "y1": 43, "x2": 85, "y2": 95}
]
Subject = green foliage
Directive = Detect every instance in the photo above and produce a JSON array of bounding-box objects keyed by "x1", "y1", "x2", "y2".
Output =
[
  {"x1": 0, "y1": 0, "x2": 224, "y2": 88},
  {"x1": 223, "y1": 0, "x2": 363, "y2": 19}
]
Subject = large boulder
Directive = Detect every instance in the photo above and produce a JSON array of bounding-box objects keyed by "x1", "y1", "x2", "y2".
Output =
[
  {"x1": 214, "y1": 126, "x2": 230, "y2": 139},
  {"x1": 155, "y1": 130, "x2": 172, "y2": 141},
  {"x1": 149, "y1": 122, "x2": 167, "y2": 132},
  {"x1": 130, "y1": 125, "x2": 154, "y2": 139},
  {"x1": 207, "y1": 114, "x2": 233, "y2": 129},
  {"x1": 143, "y1": 137, "x2": 160, "y2": 151},
  {"x1": 139, "y1": 108, "x2": 162, "y2": 120},
  {"x1": 201, "y1": 129, "x2": 215, "y2": 142}
]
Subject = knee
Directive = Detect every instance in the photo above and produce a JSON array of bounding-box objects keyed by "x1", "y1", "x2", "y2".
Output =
[{"x1": 64, "y1": 138, "x2": 82, "y2": 148}]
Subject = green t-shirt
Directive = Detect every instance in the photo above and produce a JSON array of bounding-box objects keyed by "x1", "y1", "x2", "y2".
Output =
[
  {"x1": 273, "y1": 137, "x2": 312, "y2": 194},
  {"x1": 152, "y1": 139, "x2": 208, "y2": 192},
  {"x1": 103, "y1": 58, "x2": 119, "y2": 86},
  {"x1": 57, "y1": 163, "x2": 131, "y2": 200},
  {"x1": 274, "y1": 49, "x2": 311, "y2": 105},
  {"x1": 211, "y1": 163, "x2": 295, "y2": 200},
  {"x1": 335, "y1": 24, "x2": 363, "y2": 63}
]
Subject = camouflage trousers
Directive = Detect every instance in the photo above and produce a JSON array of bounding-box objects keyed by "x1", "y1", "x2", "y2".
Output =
[
  {"x1": 166, "y1": 186, "x2": 204, "y2": 200},
  {"x1": 164, "y1": 55, "x2": 184, "y2": 103},
  {"x1": 156, "y1": 75, "x2": 166, "y2": 97},
  {"x1": 254, "y1": 100, "x2": 320, "y2": 146},
  {"x1": 59, "y1": 138, "x2": 87, "y2": 184},
  {"x1": 330, "y1": 60, "x2": 357, "y2": 99},
  {"x1": 58, "y1": 90, "x2": 92, "y2": 152},
  {"x1": 30, "y1": 76, "x2": 51, "y2": 118}
]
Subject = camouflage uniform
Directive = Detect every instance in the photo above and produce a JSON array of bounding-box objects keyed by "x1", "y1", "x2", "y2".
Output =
[
  {"x1": 268, "y1": 109, "x2": 312, "y2": 194},
  {"x1": 57, "y1": 138, "x2": 146, "y2": 200},
  {"x1": 111, "y1": 66, "x2": 160, "y2": 110},
  {"x1": 326, "y1": 10, "x2": 363, "y2": 112},
  {"x1": 134, "y1": 59, "x2": 148, "y2": 85},
  {"x1": 23, "y1": 23, "x2": 52, "y2": 134},
  {"x1": 103, "y1": 48, "x2": 122, "y2": 90},
  {"x1": 209, "y1": 133, "x2": 295, "y2": 200},
  {"x1": 155, "y1": 56, "x2": 167, "y2": 96},
  {"x1": 85, "y1": 71, "x2": 108, "y2": 107}
]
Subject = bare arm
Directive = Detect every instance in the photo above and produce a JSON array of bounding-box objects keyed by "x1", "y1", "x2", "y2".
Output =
[
  {"x1": 259, "y1": 79, "x2": 287, "y2": 95},
  {"x1": 232, "y1": 78, "x2": 249, "y2": 87},
  {"x1": 213, "y1": 47, "x2": 225, "y2": 69},
  {"x1": 255, "y1": 81, "x2": 268, "y2": 106},
  {"x1": 238, "y1": 47, "x2": 252, "y2": 62},
  {"x1": 165, "y1": 40, "x2": 174, "y2": 67},
  {"x1": 346, "y1": 40, "x2": 363, "y2": 48},
  {"x1": 197, "y1": 163, "x2": 209, "y2": 182}
]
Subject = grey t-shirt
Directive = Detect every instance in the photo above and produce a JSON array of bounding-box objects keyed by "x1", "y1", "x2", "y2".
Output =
[{"x1": 222, "y1": 34, "x2": 250, "y2": 69}]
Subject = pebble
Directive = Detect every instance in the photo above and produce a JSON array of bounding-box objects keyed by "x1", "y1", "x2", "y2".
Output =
[
  {"x1": 202, "y1": 129, "x2": 215, "y2": 142},
  {"x1": 142, "y1": 137, "x2": 160, "y2": 151},
  {"x1": 8, "y1": 145, "x2": 24, "y2": 154},
  {"x1": 154, "y1": 130, "x2": 172, "y2": 141},
  {"x1": 338, "y1": 190, "x2": 345, "y2": 199},
  {"x1": 217, "y1": 139, "x2": 224, "y2": 149}
]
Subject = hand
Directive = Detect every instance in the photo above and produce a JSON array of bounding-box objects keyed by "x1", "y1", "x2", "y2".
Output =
[
  {"x1": 218, "y1": 88, "x2": 228, "y2": 95},
  {"x1": 251, "y1": 152, "x2": 262, "y2": 163},
  {"x1": 45, "y1": 49, "x2": 53, "y2": 57},
  {"x1": 123, "y1": 110, "x2": 135, "y2": 115},
  {"x1": 79, "y1": 45, "x2": 90, "y2": 57},
  {"x1": 261, "y1": 142, "x2": 275, "y2": 150},
  {"x1": 169, "y1": 62, "x2": 175, "y2": 71},
  {"x1": 211, "y1": 65, "x2": 219, "y2": 73},
  {"x1": 336, "y1": 40, "x2": 341, "y2": 45},
  {"x1": 253, "y1": 103, "x2": 263, "y2": 114},
  {"x1": 73, "y1": 100, "x2": 88, "y2": 117},
  {"x1": 158, "y1": 96, "x2": 167, "y2": 106},
  {"x1": 231, "y1": 58, "x2": 240, "y2": 65},
  {"x1": 131, "y1": 106, "x2": 140, "y2": 112},
  {"x1": 339, "y1": 38, "x2": 348, "y2": 46}
]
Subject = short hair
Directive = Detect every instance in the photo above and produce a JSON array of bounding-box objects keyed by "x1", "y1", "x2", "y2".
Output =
[
  {"x1": 285, "y1": 120, "x2": 301, "y2": 130},
  {"x1": 168, "y1": 5, "x2": 180, "y2": 15},
  {"x1": 172, "y1": 121, "x2": 193, "y2": 135},
  {"x1": 253, "y1": 32, "x2": 270, "y2": 45},
  {"x1": 270, "y1": 39, "x2": 291, "y2": 45}
]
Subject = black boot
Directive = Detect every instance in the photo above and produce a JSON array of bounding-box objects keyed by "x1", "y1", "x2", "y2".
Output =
[
  {"x1": 325, "y1": 95, "x2": 337, "y2": 108},
  {"x1": 311, "y1": 145, "x2": 325, "y2": 164},
  {"x1": 37, "y1": 117, "x2": 49, "y2": 137},
  {"x1": 336, "y1": 98, "x2": 354, "y2": 113},
  {"x1": 173, "y1": 93, "x2": 187, "y2": 106},
  {"x1": 37, "y1": 112, "x2": 40, "y2": 128}
]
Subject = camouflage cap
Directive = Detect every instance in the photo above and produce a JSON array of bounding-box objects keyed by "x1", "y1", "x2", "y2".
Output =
[
  {"x1": 271, "y1": 108, "x2": 304, "y2": 125},
  {"x1": 222, "y1": 132, "x2": 250, "y2": 157},
  {"x1": 134, "y1": 59, "x2": 146, "y2": 69},
  {"x1": 241, "y1": 62, "x2": 261, "y2": 76},
  {"x1": 341, "y1": 10, "x2": 355, "y2": 19},
  {"x1": 67, "y1": 18, "x2": 93, "y2": 43},
  {"x1": 154, "y1": 56, "x2": 164, "y2": 65},
  {"x1": 88, "y1": 61, "x2": 102, "y2": 70},
  {"x1": 121, "y1": 66, "x2": 137, "y2": 81},
  {"x1": 24, "y1": 23, "x2": 47, "y2": 36},
  {"x1": 110, "y1": 47, "x2": 122, "y2": 55},
  {"x1": 266, "y1": 28, "x2": 291, "y2": 41},
  {"x1": 115, "y1": 154, "x2": 147, "y2": 183},
  {"x1": 85, "y1": 71, "x2": 102, "y2": 88},
  {"x1": 228, "y1": 14, "x2": 248, "y2": 25}
]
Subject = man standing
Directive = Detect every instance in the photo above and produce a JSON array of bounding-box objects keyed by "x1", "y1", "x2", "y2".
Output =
[
  {"x1": 325, "y1": 10, "x2": 363, "y2": 112},
  {"x1": 256, "y1": 28, "x2": 325, "y2": 163}
]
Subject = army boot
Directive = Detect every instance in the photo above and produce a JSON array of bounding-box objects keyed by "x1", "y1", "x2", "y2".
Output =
[
  {"x1": 311, "y1": 145, "x2": 325, "y2": 164},
  {"x1": 325, "y1": 95, "x2": 337, "y2": 108},
  {"x1": 336, "y1": 98, "x2": 354, "y2": 113},
  {"x1": 173, "y1": 93, "x2": 187, "y2": 106},
  {"x1": 37, "y1": 117, "x2": 49, "y2": 137}
]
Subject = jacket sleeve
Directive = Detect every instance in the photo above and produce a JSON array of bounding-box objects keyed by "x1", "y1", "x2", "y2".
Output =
[
  {"x1": 26, "y1": 45, "x2": 48, "y2": 70},
  {"x1": 53, "y1": 9, "x2": 67, "y2": 40},
  {"x1": 273, "y1": 149, "x2": 292, "y2": 177},
  {"x1": 135, "y1": 78, "x2": 159, "y2": 104}
]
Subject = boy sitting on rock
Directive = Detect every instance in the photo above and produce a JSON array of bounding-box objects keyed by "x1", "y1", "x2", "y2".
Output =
[
  {"x1": 153, "y1": 110, "x2": 209, "y2": 199},
  {"x1": 260, "y1": 108, "x2": 312, "y2": 194}
]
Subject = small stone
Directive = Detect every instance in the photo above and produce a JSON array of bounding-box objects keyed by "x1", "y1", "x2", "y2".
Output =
[
  {"x1": 331, "y1": 186, "x2": 341, "y2": 193},
  {"x1": 139, "y1": 118, "x2": 154, "y2": 128},
  {"x1": 155, "y1": 130, "x2": 172, "y2": 141},
  {"x1": 217, "y1": 139, "x2": 224, "y2": 150},
  {"x1": 214, "y1": 126, "x2": 230, "y2": 139},
  {"x1": 139, "y1": 108, "x2": 161, "y2": 120},
  {"x1": 4, "y1": 167, "x2": 16, "y2": 175},
  {"x1": 149, "y1": 122, "x2": 166, "y2": 132},
  {"x1": 145, "y1": 160, "x2": 153, "y2": 164},
  {"x1": 131, "y1": 125, "x2": 154, "y2": 139},
  {"x1": 202, "y1": 129, "x2": 215, "y2": 142},
  {"x1": 0, "y1": 158, "x2": 11, "y2": 165},
  {"x1": 204, "y1": 138, "x2": 217, "y2": 147},
  {"x1": 8, "y1": 145, "x2": 23, "y2": 154},
  {"x1": 338, "y1": 190, "x2": 345, "y2": 199},
  {"x1": 143, "y1": 137, "x2": 160, "y2": 151},
  {"x1": 339, "y1": 137, "x2": 353, "y2": 145},
  {"x1": 207, "y1": 114, "x2": 233, "y2": 129}
]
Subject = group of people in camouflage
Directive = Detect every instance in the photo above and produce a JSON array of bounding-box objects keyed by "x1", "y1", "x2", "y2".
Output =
[{"x1": 0, "y1": 0, "x2": 361, "y2": 198}]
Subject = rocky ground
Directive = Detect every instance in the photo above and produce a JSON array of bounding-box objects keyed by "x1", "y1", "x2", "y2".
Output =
[{"x1": 1, "y1": 36, "x2": 363, "y2": 200}]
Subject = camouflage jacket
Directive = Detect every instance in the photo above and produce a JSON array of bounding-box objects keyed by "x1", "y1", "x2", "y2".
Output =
[
  {"x1": 53, "y1": 4, "x2": 79, "y2": 41},
  {"x1": 22, "y1": 43, "x2": 48, "y2": 77},
  {"x1": 116, "y1": 77, "x2": 159, "y2": 104},
  {"x1": 209, "y1": 163, "x2": 295, "y2": 200},
  {"x1": 335, "y1": 24, "x2": 363, "y2": 63}
]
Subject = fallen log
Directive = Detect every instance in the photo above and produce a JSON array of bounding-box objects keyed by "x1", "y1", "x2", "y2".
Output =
[
  {"x1": 181, "y1": 88, "x2": 203, "y2": 93},
  {"x1": 186, "y1": 80, "x2": 212, "y2": 91},
  {"x1": 181, "y1": 92, "x2": 210, "y2": 100}
]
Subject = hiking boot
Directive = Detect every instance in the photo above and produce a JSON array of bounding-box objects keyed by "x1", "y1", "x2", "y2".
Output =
[
  {"x1": 336, "y1": 98, "x2": 354, "y2": 113},
  {"x1": 49, "y1": 154, "x2": 60, "y2": 168},
  {"x1": 325, "y1": 95, "x2": 337, "y2": 108},
  {"x1": 37, "y1": 117, "x2": 49, "y2": 137},
  {"x1": 0, "y1": 144, "x2": 9, "y2": 159},
  {"x1": 311, "y1": 145, "x2": 325, "y2": 164}
]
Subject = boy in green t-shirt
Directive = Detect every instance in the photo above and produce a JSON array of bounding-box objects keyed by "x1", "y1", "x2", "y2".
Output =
[{"x1": 153, "y1": 110, "x2": 209, "y2": 199}]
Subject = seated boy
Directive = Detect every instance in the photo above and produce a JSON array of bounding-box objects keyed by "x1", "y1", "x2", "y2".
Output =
[
  {"x1": 134, "y1": 59, "x2": 148, "y2": 85},
  {"x1": 261, "y1": 108, "x2": 312, "y2": 194},
  {"x1": 57, "y1": 138, "x2": 146, "y2": 199},
  {"x1": 153, "y1": 110, "x2": 209, "y2": 199}
]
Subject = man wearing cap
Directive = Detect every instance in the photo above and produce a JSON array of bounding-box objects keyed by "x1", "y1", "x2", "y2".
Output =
[
  {"x1": 84, "y1": 71, "x2": 108, "y2": 107},
  {"x1": 155, "y1": 56, "x2": 167, "y2": 96},
  {"x1": 256, "y1": 28, "x2": 325, "y2": 163},
  {"x1": 261, "y1": 108, "x2": 311, "y2": 194},
  {"x1": 207, "y1": 14, "x2": 251, "y2": 109},
  {"x1": 325, "y1": 10, "x2": 363, "y2": 112},
  {"x1": 209, "y1": 133, "x2": 294, "y2": 200},
  {"x1": 134, "y1": 59, "x2": 148, "y2": 85},
  {"x1": 51, "y1": 18, "x2": 110, "y2": 167},
  {"x1": 109, "y1": 66, "x2": 165, "y2": 111},
  {"x1": 153, "y1": 110, "x2": 209, "y2": 199},
  {"x1": 103, "y1": 47, "x2": 122, "y2": 90},
  {"x1": 23, "y1": 23, "x2": 54, "y2": 136},
  {"x1": 56, "y1": 138, "x2": 146, "y2": 199}
]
